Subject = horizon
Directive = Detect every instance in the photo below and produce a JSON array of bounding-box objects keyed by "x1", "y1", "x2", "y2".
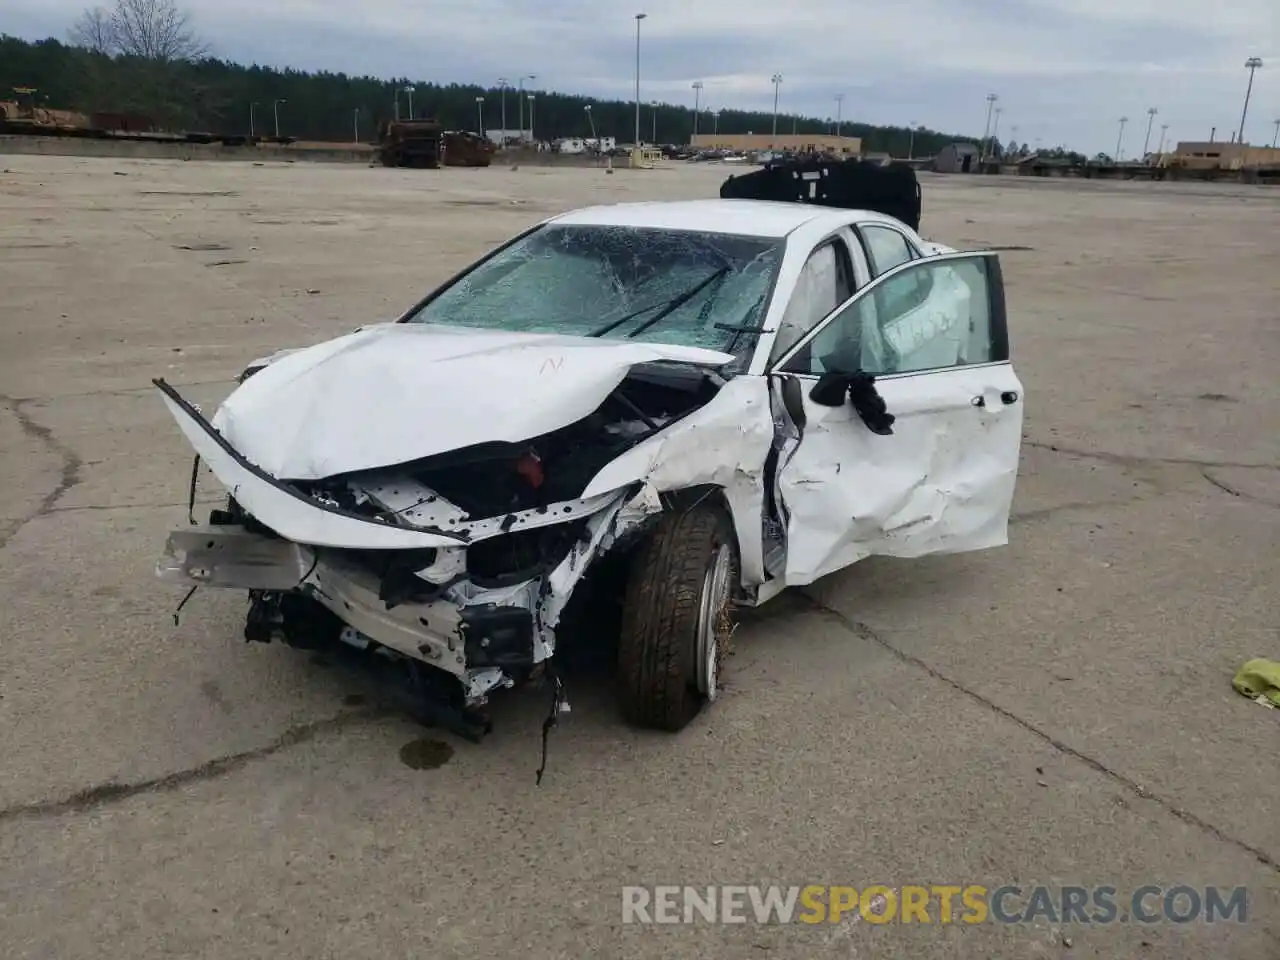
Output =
[{"x1": 5, "y1": 0, "x2": 1278, "y2": 155}]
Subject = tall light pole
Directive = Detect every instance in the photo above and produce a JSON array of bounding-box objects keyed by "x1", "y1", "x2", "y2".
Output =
[
  {"x1": 834, "y1": 93, "x2": 844, "y2": 137},
  {"x1": 584, "y1": 104, "x2": 596, "y2": 141},
  {"x1": 1142, "y1": 107, "x2": 1158, "y2": 159},
  {"x1": 272, "y1": 98, "x2": 286, "y2": 138},
  {"x1": 907, "y1": 120, "x2": 918, "y2": 159},
  {"x1": 527, "y1": 94, "x2": 536, "y2": 142},
  {"x1": 249, "y1": 101, "x2": 258, "y2": 137},
  {"x1": 1238, "y1": 57, "x2": 1263, "y2": 144},
  {"x1": 1158, "y1": 123, "x2": 1169, "y2": 154},
  {"x1": 517, "y1": 74, "x2": 536, "y2": 141},
  {"x1": 476, "y1": 96, "x2": 485, "y2": 135},
  {"x1": 981, "y1": 93, "x2": 998, "y2": 160},
  {"x1": 634, "y1": 13, "x2": 647, "y2": 147},
  {"x1": 1115, "y1": 116, "x2": 1128, "y2": 161},
  {"x1": 771, "y1": 73, "x2": 783, "y2": 138},
  {"x1": 1273, "y1": 118, "x2": 1280, "y2": 148},
  {"x1": 692, "y1": 80, "x2": 703, "y2": 139},
  {"x1": 497, "y1": 77, "x2": 510, "y2": 143},
  {"x1": 403, "y1": 85, "x2": 414, "y2": 119},
  {"x1": 713, "y1": 109, "x2": 720, "y2": 136},
  {"x1": 991, "y1": 107, "x2": 1002, "y2": 156},
  {"x1": 650, "y1": 100, "x2": 658, "y2": 143},
  {"x1": 353, "y1": 107, "x2": 360, "y2": 143}
]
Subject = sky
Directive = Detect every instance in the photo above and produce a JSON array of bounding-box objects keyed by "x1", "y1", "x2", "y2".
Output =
[{"x1": 7, "y1": 0, "x2": 1279, "y2": 154}]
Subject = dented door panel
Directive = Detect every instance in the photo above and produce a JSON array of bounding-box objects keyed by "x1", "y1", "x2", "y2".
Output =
[{"x1": 775, "y1": 364, "x2": 1023, "y2": 585}]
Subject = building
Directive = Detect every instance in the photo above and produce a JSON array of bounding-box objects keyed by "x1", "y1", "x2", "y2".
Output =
[
  {"x1": 1168, "y1": 141, "x2": 1280, "y2": 169},
  {"x1": 690, "y1": 133, "x2": 862, "y2": 155},
  {"x1": 933, "y1": 142, "x2": 981, "y2": 173}
]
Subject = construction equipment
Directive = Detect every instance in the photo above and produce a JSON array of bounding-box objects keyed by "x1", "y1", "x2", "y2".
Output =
[
  {"x1": 442, "y1": 131, "x2": 495, "y2": 167},
  {"x1": 0, "y1": 88, "x2": 90, "y2": 134},
  {"x1": 378, "y1": 118, "x2": 443, "y2": 168}
]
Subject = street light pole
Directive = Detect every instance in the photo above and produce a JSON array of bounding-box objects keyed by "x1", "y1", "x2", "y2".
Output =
[
  {"x1": 527, "y1": 94, "x2": 535, "y2": 142},
  {"x1": 771, "y1": 73, "x2": 783, "y2": 139},
  {"x1": 404, "y1": 85, "x2": 414, "y2": 120},
  {"x1": 1158, "y1": 123, "x2": 1169, "y2": 154},
  {"x1": 249, "y1": 101, "x2": 257, "y2": 137},
  {"x1": 981, "y1": 93, "x2": 998, "y2": 160},
  {"x1": 1116, "y1": 116, "x2": 1128, "y2": 161},
  {"x1": 1142, "y1": 107, "x2": 1158, "y2": 159},
  {"x1": 634, "y1": 13, "x2": 647, "y2": 147},
  {"x1": 353, "y1": 107, "x2": 359, "y2": 143},
  {"x1": 835, "y1": 93, "x2": 844, "y2": 137},
  {"x1": 651, "y1": 101, "x2": 658, "y2": 143},
  {"x1": 908, "y1": 120, "x2": 918, "y2": 159},
  {"x1": 476, "y1": 96, "x2": 485, "y2": 135},
  {"x1": 497, "y1": 77, "x2": 509, "y2": 143},
  {"x1": 517, "y1": 75, "x2": 536, "y2": 141},
  {"x1": 585, "y1": 104, "x2": 596, "y2": 141},
  {"x1": 273, "y1": 98, "x2": 286, "y2": 138},
  {"x1": 713, "y1": 110, "x2": 720, "y2": 136},
  {"x1": 692, "y1": 81, "x2": 703, "y2": 139},
  {"x1": 1238, "y1": 57, "x2": 1263, "y2": 144},
  {"x1": 991, "y1": 107, "x2": 1002, "y2": 156}
]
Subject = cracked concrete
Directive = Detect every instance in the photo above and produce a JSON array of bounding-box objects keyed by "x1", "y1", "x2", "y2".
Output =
[
  {"x1": 1, "y1": 157, "x2": 1278, "y2": 959},
  {"x1": 799, "y1": 597, "x2": 1279, "y2": 873},
  {"x1": 0, "y1": 395, "x2": 83, "y2": 549}
]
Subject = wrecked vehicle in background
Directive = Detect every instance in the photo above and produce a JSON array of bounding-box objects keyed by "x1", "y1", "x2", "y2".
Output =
[{"x1": 155, "y1": 159, "x2": 1024, "y2": 748}]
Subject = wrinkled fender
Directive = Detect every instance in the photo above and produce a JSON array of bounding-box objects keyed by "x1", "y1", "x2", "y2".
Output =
[{"x1": 581, "y1": 375, "x2": 774, "y2": 585}]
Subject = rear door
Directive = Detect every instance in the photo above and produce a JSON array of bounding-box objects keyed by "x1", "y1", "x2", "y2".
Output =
[{"x1": 769, "y1": 251, "x2": 1023, "y2": 586}]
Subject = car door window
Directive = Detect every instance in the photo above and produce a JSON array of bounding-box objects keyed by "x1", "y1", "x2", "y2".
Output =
[
  {"x1": 859, "y1": 225, "x2": 916, "y2": 276},
  {"x1": 781, "y1": 255, "x2": 1002, "y2": 376},
  {"x1": 769, "y1": 240, "x2": 853, "y2": 364}
]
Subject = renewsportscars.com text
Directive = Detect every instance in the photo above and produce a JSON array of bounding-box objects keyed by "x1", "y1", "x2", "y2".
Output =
[{"x1": 622, "y1": 885, "x2": 1248, "y2": 925}]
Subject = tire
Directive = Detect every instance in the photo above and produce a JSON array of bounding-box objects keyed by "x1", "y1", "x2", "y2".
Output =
[{"x1": 617, "y1": 502, "x2": 739, "y2": 731}]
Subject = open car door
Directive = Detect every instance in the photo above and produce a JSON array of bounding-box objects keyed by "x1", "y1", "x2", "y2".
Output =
[{"x1": 768, "y1": 251, "x2": 1023, "y2": 586}]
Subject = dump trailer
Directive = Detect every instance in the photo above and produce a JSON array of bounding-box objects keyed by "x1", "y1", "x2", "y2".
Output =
[
  {"x1": 442, "y1": 131, "x2": 496, "y2": 167},
  {"x1": 378, "y1": 118, "x2": 443, "y2": 168}
]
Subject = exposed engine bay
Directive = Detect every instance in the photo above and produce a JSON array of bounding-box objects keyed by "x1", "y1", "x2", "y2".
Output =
[{"x1": 157, "y1": 357, "x2": 741, "y2": 743}]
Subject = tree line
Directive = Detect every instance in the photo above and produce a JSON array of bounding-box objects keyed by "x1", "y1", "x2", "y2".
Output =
[{"x1": 0, "y1": 0, "x2": 1085, "y2": 158}]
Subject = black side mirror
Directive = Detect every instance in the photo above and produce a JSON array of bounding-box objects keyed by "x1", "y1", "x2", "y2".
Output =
[{"x1": 808, "y1": 370, "x2": 896, "y2": 436}]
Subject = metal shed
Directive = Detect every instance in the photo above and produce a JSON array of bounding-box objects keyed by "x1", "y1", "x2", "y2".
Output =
[{"x1": 934, "y1": 141, "x2": 981, "y2": 173}]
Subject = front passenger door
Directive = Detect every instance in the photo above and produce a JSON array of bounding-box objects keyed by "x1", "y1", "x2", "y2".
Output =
[{"x1": 770, "y1": 251, "x2": 1024, "y2": 585}]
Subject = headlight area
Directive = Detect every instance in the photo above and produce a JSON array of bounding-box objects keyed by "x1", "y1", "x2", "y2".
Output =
[{"x1": 223, "y1": 498, "x2": 626, "y2": 718}]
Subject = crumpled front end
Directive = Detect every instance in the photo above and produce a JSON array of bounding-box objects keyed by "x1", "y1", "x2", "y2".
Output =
[{"x1": 153, "y1": 352, "x2": 749, "y2": 709}]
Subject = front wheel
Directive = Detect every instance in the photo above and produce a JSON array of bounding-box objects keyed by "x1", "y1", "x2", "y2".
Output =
[{"x1": 617, "y1": 502, "x2": 739, "y2": 731}]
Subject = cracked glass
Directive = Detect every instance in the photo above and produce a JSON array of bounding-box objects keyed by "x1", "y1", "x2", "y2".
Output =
[{"x1": 403, "y1": 224, "x2": 783, "y2": 356}]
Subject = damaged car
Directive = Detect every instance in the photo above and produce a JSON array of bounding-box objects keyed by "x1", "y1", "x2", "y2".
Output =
[{"x1": 155, "y1": 159, "x2": 1024, "y2": 745}]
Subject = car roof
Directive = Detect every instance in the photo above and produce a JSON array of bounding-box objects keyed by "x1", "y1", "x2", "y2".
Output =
[{"x1": 549, "y1": 199, "x2": 906, "y2": 240}]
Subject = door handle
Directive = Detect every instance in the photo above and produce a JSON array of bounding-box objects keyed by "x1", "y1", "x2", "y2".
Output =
[{"x1": 972, "y1": 391, "x2": 1019, "y2": 409}]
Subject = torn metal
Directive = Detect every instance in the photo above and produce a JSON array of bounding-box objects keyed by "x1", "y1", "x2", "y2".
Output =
[
  {"x1": 154, "y1": 330, "x2": 771, "y2": 716},
  {"x1": 153, "y1": 184, "x2": 1025, "y2": 757}
]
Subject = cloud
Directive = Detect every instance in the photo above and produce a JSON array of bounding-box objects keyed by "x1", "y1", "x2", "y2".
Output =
[{"x1": 7, "y1": 0, "x2": 1279, "y2": 152}]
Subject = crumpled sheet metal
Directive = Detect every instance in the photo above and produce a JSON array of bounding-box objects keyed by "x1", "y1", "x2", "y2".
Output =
[
  {"x1": 211, "y1": 323, "x2": 734, "y2": 481},
  {"x1": 776, "y1": 365, "x2": 1022, "y2": 586},
  {"x1": 582, "y1": 375, "x2": 777, "y2": 584}
]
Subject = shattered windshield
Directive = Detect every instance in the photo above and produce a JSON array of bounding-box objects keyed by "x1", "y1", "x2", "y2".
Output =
[{"x1": 402, "y1": 224, "x2": 782, "y2": 354}]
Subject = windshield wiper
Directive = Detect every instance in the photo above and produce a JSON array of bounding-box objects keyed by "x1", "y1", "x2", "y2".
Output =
[{"x1": 586, "y1": 267, "x2": 730, "y2": 339}]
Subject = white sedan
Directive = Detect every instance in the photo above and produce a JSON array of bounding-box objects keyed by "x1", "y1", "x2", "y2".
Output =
[{"x1": 155, "y1": 183, "x2": 1023, "y2": 741}]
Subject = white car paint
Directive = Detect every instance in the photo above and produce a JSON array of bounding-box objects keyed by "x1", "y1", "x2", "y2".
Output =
[
  {"x1": 215, "y1": 322, "x2": 733, "y2": 481},
  {"x1": 155, "y1": 196, "x2": 1023, "y2": 705}
]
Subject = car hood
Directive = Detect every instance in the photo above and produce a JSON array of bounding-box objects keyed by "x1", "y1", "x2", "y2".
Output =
[{"x1": 211, "y1": 323, "x2": 734, "y2": 481}]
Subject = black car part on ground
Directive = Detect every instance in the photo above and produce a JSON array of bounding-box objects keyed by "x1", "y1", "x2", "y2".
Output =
[{"x1": 719, "y1": 157, "x2": 922, "y2": 232}]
